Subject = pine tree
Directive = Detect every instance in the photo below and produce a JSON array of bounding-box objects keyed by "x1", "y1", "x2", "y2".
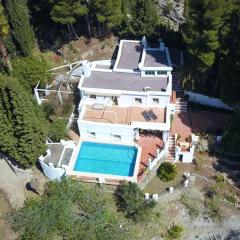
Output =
[
  {"x1": 50, "y1": 0, "x2": 90, "y2": 39},
  {"x1": 0, "y1": 4, "x2": 12, "y2": 72},
  {"x1": 91, "y1": 0, "x2": 123, "y2": 38},
  {"x1": 182, "y1": 0, "x2": 226, "y2": 91},
  {"x1": 218, "y1": 2, "x2": 240, "y2": 104},
  {"x1": 126, "y1": 0, "x2": 159, "y2": 37},
  {"x1": 5, "y1": 0, "x2": 35, "y2": 56},
  {"x1": 0, "y1": 75, "x2": 48, "y2": 168}
]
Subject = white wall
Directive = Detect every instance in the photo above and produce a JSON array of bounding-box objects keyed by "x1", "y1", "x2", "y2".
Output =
[
  {"x1": 78, "y1": 120, "x2": 134, "y2": 143},
  {"x1": 186, "y1": 91, "x2": 233, "y2": 110},
  {"x1": 118, "y1": 93, "x2": 170, "y2": 108}
]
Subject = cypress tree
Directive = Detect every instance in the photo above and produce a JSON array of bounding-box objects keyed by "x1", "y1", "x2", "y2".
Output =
[
  {"x1": 0, "y1": 4, "x2": 12, "y2": 72},
  {"x1": 0, "y1": 75, "x2": 48, "y2": 168},
  {"x1": 5, "y1": 0, "x2": 35, "y2": 56}
]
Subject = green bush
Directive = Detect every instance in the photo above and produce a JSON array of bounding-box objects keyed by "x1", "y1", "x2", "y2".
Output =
[
  {"x1": 115, "y1": 182, "x2": 155, "y2": 222},
  {"x1": 166, "y1": 225, "x2": 183, "y2": 240},
  {"x1": 157, "y1": 162, "x2": 177, "y2": 182},
  {"x1": 48, "y1": 119, "x2": 67, "y2": 142}
]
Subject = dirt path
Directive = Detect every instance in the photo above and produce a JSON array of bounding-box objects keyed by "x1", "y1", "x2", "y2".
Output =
[
  {"x1": 0, "y1": 192, "x2": 18, "y2": 240},
  {"x1": 0, "y1": 159, "x2": 28, "y2": 208}
]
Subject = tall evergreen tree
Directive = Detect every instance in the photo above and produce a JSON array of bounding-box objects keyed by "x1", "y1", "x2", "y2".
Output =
[
  {"x1": 218, "y1": 2, "x2": 240, "y2": 104},
  {"x1": 0, "y1": 75, "x2": 48, "y2": 168},
  {"x1": 125, "y1": 0, "x2": 159, "y2": 37},
  {"x1": 50, "y1": 0, "x2": 90, "y2": 38},
  {"x1": 0, "y1": 4, "x2": 12, "y2": 72},
  {"x1": 5, "y1": 0, "x2": 35, "y2": 56},
  {"x1": 182, "y1": 0, "x2": 226, "y2": 92},
  {"x1": 91, "y1": 0, "x2": 123, "y2": 38}
]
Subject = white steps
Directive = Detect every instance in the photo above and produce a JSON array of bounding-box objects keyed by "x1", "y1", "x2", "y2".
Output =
[{"x1": 175, "y1": 97, "x2": 188, "y2": 112}]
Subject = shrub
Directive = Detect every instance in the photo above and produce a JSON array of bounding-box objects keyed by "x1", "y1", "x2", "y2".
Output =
[
  {"x1": 115, "y1": 182, "x2": 155, "y2": 222},
  {"x1": 48, "y1": 119, "x2": 67, "y2": 142},
  {"x1": 12, "y1": 57, "x2": 52, "y2": 90},
  {"x1": 166, "y1": 225, "x2": 183, "y2": 240},
  {"x1": 157, "y1": 162, "x2": 177, "y2": 182}
]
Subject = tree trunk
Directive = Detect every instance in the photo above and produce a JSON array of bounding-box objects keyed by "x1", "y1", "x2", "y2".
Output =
[
  {"x1": 0, "y1": 38, "x2": 12, "y2": 72},
  {"x1": 85, "y1": 14, "x2": 91, "y2": 38},
  {"x1": 70, "y1": 23, "x2": 79, "y2": 39},
  {"x1": 97, "y1": 20, "x2": 102, "y2": 39},
  {"x1": 67, "y1": 24, "x2": 72, "y2": 36}
]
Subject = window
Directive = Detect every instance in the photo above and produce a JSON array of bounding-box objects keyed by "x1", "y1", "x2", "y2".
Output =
[
  {"x1": 89, "y1": 94, "x2": 96, "y2": 99},
  {"x1": 157, "y1": 71, "x2": 167, "y2": 75},
  {"x1": 145, "y1": 71, "x2": 155, "y2": 76},
  {"x1": 152, "y1": 98, "x2": 159, "y2": 104},
  {"x1": 134, "y1": 98, "x2": 142, "y2": 104},
  {"x1": 88, "y1": 131, "x2": 96, "y2": 137},
  {"x1": 113, "y1": 135, "x2": 121, "y2": 141}
]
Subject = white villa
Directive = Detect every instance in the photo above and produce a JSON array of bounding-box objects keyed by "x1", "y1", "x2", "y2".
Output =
[{"x1": 39, "y1": 37, "x2": 198, "y2": 184}]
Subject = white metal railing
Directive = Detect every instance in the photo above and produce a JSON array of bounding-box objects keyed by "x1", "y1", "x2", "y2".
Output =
[{"x1": 148, "y1": 149, "x2": 166, "y2": 170}]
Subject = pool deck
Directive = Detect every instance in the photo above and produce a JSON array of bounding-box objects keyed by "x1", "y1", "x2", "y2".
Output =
[{"x1": 137, "y1": 133, "x2": 164, "y2": 180}]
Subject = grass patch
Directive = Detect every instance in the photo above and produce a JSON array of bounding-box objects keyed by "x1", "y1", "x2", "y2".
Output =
[{"x1": 180, "y1": 194, "x2": 202, "y2": 219}]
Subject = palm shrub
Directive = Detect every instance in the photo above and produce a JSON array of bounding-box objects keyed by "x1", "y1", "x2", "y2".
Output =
[
  {"x1": 115, "y1": 182, "x2": 155, "y2": 222},
  {"x1": 157, "y1": 162, "x2": 177, "y2": 182}
]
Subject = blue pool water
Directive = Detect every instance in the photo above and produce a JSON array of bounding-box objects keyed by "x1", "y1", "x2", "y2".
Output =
[{"x1": 73, "y1": 142, "x2": 138, "y2": 176}]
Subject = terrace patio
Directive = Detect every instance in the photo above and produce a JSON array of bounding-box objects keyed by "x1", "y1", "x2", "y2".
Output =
[
  {"x1": 82, "y1": 105, "x2": 166, "y2": 125},
  {"x1": 136, "y1": 131, "x2": 164, "y2": 180}
]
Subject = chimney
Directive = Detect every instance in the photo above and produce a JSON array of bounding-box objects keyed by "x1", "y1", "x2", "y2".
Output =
[
  {"x1": 141, "y1": 36, "x2": 147, "y2": 48},
  {"x1": 82, "y1": 60, "x2": 91, "y2": 77}
]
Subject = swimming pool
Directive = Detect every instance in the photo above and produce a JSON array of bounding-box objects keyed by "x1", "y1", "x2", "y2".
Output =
[{"x1": 73, "y1": 141, "x2": 138, "y2": 177}]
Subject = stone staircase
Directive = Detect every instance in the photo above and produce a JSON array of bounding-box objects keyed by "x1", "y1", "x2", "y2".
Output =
[
  {"x1": 172, "y1": 72, "x2": 183, "y2": 92},
  {"x1": 166, "y1": 135, "x2": 176, "y2": 161},
  {"x1": 175, "y1": 98, "x2": 188, "y2": 112},
  {"x1": 172, "y1": 72, "x2": 188, "y2": 113}
]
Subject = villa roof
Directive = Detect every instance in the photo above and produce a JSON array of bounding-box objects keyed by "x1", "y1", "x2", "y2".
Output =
[
  {"x1": 82, "y1": 71, "x2": 168, "y2": 92},
  {"x1": 144, "y1": 49, "x2": 169, "y2": 68},
  {"x1": 83, "y1": 105, "x2": 166, "y2": 125},
  {"x1": 114, "y1": 41, "x2": 142, "y2": 70}
]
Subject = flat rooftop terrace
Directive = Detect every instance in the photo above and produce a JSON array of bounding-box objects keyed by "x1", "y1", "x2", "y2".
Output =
[
  {"x1": 144, "y1": 49, "x2": 169, "y2": 67},
  {"x1": 81, "y1": 71, "x2": 168, "y2": 92},
  {"x1": 82, "y1": 105, "x2": 166, "y2": 124},
  {"x1": 115, "y1": 41, "x2": 142, "y2": 70}
]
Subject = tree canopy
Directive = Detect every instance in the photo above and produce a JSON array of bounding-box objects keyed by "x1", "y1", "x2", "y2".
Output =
[
  {"x1": 12, "y1": 56, "x2": 51, "y2": 90},
  {"x1": 0, "y1": 75, "x2": 48, "y2": 168},
  {"x1": 5, "y1": 0, "x2": 35, "y2": 56},
  {"x1": 11, "y1": 178, "x2": 131, "y2": 240}
]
